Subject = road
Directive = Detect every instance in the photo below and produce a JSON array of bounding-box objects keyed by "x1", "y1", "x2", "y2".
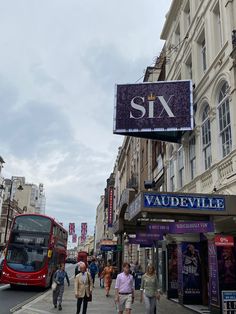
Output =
[{"x1": 0, "y1": 263, "x2": 75, "y2": 314}]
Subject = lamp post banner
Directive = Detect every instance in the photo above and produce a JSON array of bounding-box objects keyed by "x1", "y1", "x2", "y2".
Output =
[{"x1": 114, "y1": 80, "x2": 193, "y2": 134}]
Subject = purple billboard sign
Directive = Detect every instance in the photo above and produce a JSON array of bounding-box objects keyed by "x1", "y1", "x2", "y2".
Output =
[
  {"x1": 148, "y1": 221, "x2": 214, "y2": 235},
  {"x1": 208, "y1": 240, "x2": 220, "y2": 309},
  {"x1": 114, "y1": 80, "x2": 193, "y2": 136},
  {"x1": 171, "y1": 221, "x2": 214, "y2": 234}
]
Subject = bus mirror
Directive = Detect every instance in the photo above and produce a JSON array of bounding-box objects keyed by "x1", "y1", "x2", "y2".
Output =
[{"x1": 48, "y1": 250, "x2": 52, "y2": 258}]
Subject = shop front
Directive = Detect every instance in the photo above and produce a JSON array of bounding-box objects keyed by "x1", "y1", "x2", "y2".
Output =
[{"x1": 126, "y1": 191, "x2": 236, "y2": 314}]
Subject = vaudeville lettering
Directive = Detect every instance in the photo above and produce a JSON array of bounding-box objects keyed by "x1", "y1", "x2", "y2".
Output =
[{"x1": 144, "y1": 193, "x2": 225, "y2": 211}]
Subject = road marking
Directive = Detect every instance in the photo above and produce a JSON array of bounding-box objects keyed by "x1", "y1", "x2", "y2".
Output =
[
  {"x1": 0, "y1": 284, "x2": 10, "y2": 290},
  {"x1": 10, "y1": 292, "x2": 45, "y2": 313}
]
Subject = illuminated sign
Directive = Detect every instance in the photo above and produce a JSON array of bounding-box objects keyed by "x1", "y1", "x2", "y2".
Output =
[
  {"x1": 144, "y1": 193, "x2": 225, "y2": 211},
  {"x1": 114, "y1": 80, "x2": 193, "y2": 142}
]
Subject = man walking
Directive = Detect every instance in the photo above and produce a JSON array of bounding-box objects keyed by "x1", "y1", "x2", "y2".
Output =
[
  {"x1": 115, "y1": 262, "x2": 134, "y2": 314},
  {"x1": 75, "y1": 262, "x2": 93, "y2": 314},
  {"x1": 89, "y1": 259, "x2": 98, "y2": 287},
  {"x1": 53, "y1": 264, "x2": 70, "y2": 311}
]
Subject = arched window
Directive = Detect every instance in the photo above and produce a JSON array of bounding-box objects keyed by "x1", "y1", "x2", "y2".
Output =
[
  {"x1": 201, "y1": 104, "x2": 212, "y2": 170},
  {"x1": 218, "y1": 82, "x2": 232, "y2": 157},
  {"x1": 169, "y1": 146, "x2": 175, "y2": 192}
]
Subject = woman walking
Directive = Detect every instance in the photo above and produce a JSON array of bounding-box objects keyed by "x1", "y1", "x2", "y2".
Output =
[
  {"x1": 75, "y1": 262, "x2": 93, "y2": 314},
  {"x1": 140, "y1": 265, "x2": 160, "y2": 314},
  {"x1": 52, "y1": 264, "x2": 70, "y2": 311},
  {"x1": 102, "y1": 260, "x2": 114, "y2": 297}
]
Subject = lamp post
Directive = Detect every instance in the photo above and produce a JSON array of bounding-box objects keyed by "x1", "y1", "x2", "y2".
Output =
[{"x1": 0, "y1": 178, "x2": 23, "y2": 244}]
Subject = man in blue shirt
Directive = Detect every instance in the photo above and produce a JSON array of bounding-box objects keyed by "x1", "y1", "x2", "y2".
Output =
[
  {"x1": 89, "y1": 259, "x2": 98, "y2": 287},
  {"x1": 53, "y1": 264, "x2": 70, "y2": 311}
]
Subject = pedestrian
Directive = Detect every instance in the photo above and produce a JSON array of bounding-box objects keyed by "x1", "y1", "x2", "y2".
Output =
[
  {"x1": 140, "y1": 265, "x2": 160, "y2": 314},
  {"x1": 75, "y1": 261, "x2": 85, "y2": 277},
  {"x1": 102, "y1": 259, "x2": 114, "y2": 297},
  {"x1": 98, "y1": 261, "x2": 105, "y2": 288},
  {"x1": 89, "y1": 258, "x2": 98, "y2": 287},
  {"x1": 52, "y1": 264, "x2": 70, "y2": 311},
  {"x1": 115, "y1": 262, "x2": 134, "y2": 314},
  {"x1": 75, "y1": 262, "x2": 93, "y2": 314},
  {"x1": 130, "y1": 261, "x2": 135, "y2": 276}
]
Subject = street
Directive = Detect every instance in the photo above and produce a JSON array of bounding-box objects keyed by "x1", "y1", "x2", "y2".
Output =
[{"x1": 0, "y1": 264, "x2": 75, "y2": 314}]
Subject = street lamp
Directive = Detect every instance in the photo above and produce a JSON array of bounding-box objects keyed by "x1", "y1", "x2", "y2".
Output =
[{"x1": 0, "y1": 178, "x2": 24, "y2": 244}]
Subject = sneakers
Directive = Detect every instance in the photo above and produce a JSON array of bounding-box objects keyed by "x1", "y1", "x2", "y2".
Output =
[
  {"x1": 58, "y1": 304, "x2": 62, "y2": 311},
  {"x1": 54, "y1": 304, "x2": 57, "y2": 308}
]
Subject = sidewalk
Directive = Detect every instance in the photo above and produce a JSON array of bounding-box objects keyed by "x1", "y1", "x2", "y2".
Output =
[{"x1": 14, "y1": 277, "x2": 194, "y2": 314}]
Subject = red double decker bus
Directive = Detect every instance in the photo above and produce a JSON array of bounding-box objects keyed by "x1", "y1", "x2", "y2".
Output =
[{"x1": 1, "y1": 213, "x2": 68, "y2": 288}]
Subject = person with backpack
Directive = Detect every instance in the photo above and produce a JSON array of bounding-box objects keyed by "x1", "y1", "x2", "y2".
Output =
[
  {"x1": 52, "y1": 264, "x2": 70, "y2": 311},
  {"x1": 89, "y1": 258, "x2": 98, "y2": 287}
]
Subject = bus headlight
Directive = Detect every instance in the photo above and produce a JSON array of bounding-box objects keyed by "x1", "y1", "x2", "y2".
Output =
[
  {"x1": 2, "y1": 271, "x2": 9, "y2": 276},
  {"x1": 38, "y1": 274, "x2": 46, "y2": 279}
]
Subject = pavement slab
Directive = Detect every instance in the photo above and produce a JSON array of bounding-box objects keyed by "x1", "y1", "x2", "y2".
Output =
[{"x1": 14, "y1": 277, "x2": 195, "y2": 314}]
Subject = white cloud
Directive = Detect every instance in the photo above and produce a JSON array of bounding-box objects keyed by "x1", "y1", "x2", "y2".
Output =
[{"x1": 0, "y1": 0, "x2": 172, "y2": 234}]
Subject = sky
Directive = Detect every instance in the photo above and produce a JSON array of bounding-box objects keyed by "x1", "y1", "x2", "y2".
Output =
[{"x1": 0, "y1": 0, "x2": 172, "y2": 238}]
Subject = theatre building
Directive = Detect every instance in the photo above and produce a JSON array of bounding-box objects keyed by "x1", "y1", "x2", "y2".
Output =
[{"x1": 109, "y1": 0, "x2": 236, "y2": 313}]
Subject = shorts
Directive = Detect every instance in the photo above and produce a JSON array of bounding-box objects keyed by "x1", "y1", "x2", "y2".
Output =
[{"x1": 118, "y1": 294, "x2": 132, "y2": 311}]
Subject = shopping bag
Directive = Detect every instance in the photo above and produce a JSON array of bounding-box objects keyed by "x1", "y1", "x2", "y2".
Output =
[{"x1": 51, "y1": 281, "x2": 57, "y2": 291}]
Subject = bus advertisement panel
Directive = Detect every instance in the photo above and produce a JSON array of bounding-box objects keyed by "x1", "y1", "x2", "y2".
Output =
[{"x1": 0, "y1": 214, "x2": 68, "y2": 288}]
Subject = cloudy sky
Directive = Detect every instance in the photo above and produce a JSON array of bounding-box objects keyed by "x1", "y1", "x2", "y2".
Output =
[{"x1": 0, "y1": 0, "x2": 171, "y2": 238}]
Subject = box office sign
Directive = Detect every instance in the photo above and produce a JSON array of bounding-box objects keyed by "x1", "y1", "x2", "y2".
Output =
[{"x1": 114, "y1": 80, "x2": 193, "y2": 135}]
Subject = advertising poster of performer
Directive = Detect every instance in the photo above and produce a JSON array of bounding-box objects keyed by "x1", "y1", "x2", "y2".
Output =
[
  {"x1": 167, "y1": 243, "x2": 178, "y2": 298},
  {"x1": 217, "y1": 244, "x2": 236, "y2": 291},
  {"x1": 182, "y1": 242, "x2": 202, "y2": 304}
]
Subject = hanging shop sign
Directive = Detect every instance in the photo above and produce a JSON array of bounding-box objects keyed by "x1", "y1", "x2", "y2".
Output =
[
  {"x1": 215, "y1": 235, "x2": 234, "y2": 247},
  {"x1": 144, "y1": 193, "x2": 225, "y2": 211},
  {"x1": 114, "y1": 80, "x2": 193, "y2": 142},
  {"x1": 108, "y1": 187, "x2": 114, "y2": 227}
]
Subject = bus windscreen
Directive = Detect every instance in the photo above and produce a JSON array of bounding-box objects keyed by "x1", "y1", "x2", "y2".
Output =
[{"x1": 13, "y1": 215, "x2": 52, "y2": 233}]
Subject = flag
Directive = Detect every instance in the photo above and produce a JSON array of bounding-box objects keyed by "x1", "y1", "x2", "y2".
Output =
[
  {"x1": 72, "y1": 233, "x2": 77, "y2": 243},
  {"x1": 69, "y1": 223, "x2": 75, "y2": 235},
  {"x1": 81, "y1": 223, "x2": 87, "y2": 243}
]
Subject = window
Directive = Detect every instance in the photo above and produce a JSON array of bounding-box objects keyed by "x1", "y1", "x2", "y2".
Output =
[
  {"x1": 185, "y1": 53, "x2": 192, "y2": 79},
  {"x1": 189, "y1": 137, "x2": 196, "y2": 179},
  {"x1": 202, "y1": 104, "x2": 212, "y2": 170},
  {"x1": 178, "y1": 146, "x2": 184, "y2": 188},
  {"x1": 175, "y1": 24, "x2": 180, "y2": 46},
  {"x1": 213, "y1": 2, "x2": 223, "y2": 51},
  {"x1": 170, "y1": 159, "x2": 175, "y2": 192},
  {"x1": 184, "y1": 1, "x2": 191, "y2": 30},
  {"x1": 218, "y1": 82, "x2": 232, "y2": 157},
  {"x1": 169, "y1": 147, "x2": 175, "y2": 192},
  {"x1": 201, "y1": 38, "x2": 207, "y2": 72}
]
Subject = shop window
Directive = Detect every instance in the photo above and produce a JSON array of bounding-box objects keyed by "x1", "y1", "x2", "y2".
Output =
[
  {"x1": 218, "y1": 82, "x2": 232, "y2": 157},
  {"x1": 202, "y1": 104, "x2": 212, "y2": 170}
]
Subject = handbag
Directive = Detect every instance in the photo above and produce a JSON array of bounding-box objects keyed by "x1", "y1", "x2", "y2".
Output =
[
  {"x1": 51, "y1": 281, "x2": 57, "y2": 291},
  {"x1": 86, "y1": 272, "x2": 92, "y2": 302}
]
